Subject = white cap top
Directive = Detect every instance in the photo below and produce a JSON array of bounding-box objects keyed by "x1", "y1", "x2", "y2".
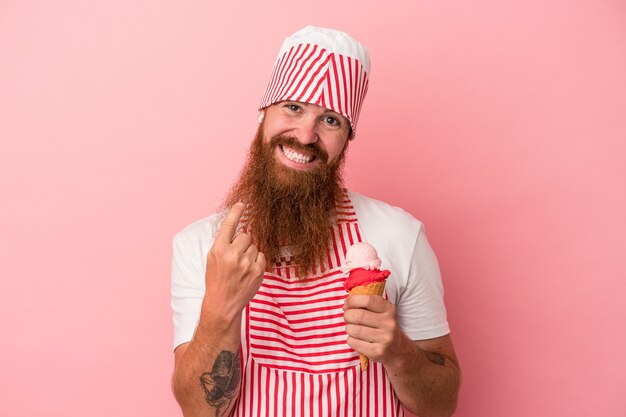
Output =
[{"x1": 275, "y1": 26, "x2": 371, "y2": 74}]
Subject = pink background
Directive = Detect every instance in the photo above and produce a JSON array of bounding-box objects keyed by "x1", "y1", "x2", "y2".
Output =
[{"x1": 1, "y1": 0, "x2": 625, "y2": 416}]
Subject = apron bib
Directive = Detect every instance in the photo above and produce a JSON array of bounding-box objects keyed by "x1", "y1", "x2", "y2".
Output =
[{"x1": 234, "y1": 194, "x2": 404, "y2": 417}]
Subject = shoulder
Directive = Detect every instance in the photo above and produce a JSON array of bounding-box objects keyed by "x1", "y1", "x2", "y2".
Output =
[
  {"x1": 348, "y1": 190, "x2": 426, "y2": 295},
  {"x1": 348, "y1": 190, "x2": 424, "y2": 240}
]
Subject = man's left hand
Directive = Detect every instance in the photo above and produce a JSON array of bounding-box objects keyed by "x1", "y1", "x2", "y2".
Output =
[{"x1": 343, "y1": 294, "x2": 406, "y2": 366}]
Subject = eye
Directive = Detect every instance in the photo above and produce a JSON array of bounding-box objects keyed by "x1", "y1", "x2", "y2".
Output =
[
  {"x1": 285, "y1": 103, "x2": 301, "y2": 112},
  {"x1": 323, "y1": 115, "x2": 340, "y2": 127}
]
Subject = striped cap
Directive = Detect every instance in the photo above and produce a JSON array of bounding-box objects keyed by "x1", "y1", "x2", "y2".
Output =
[{"x1": 259, "y1": 26, "x2": 371, "y2": 137}]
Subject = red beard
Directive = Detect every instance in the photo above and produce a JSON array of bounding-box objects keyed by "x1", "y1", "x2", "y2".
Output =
[{"x1": 222, "y1": 125, "x2": 347, "y2": 276}]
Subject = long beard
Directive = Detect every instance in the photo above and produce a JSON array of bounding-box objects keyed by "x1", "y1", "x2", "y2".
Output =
[{"x1": 222, "y1": 125, "x2": 347, "y2": 276}]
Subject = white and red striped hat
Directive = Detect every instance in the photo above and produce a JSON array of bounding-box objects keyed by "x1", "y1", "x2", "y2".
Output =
[{"x1": 259, "y1": 26, "x2": 371, "y2": 137}]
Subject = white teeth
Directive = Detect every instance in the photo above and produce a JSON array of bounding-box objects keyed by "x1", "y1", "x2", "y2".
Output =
[{"x1": 282, "y1": 146, "x2": 314, "y2": 164}]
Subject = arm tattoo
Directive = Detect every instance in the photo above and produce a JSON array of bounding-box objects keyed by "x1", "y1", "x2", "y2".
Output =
[
  {"x1": 199, "y1": 349, "x2": 241, "y2": 416},
  {"x1": 425, "y1": 351, "x2": 446, "y2": 366}
]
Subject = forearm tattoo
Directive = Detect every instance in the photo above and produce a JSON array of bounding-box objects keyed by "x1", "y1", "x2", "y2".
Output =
[
  {"x1": 425, "y1": 351, "x2": 446, "y2": 366},
  {"x1": 199, "y1": 349, "x2": 241, "y2": 416}
]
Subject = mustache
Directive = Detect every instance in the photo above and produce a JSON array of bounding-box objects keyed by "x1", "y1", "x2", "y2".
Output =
[{"x1": 269, "y1": 135, "x2": 329, "y2": 163}]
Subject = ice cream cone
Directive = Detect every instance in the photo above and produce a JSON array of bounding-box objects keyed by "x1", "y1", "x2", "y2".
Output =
[
  {"x1": 349, "y1": 281, "x2": 386, "y2": 371},
  {"x1": 343, "y1": 242, "x2": 390, "y2": 372},
  {"x1": 348, "y1": 281, "x2": 385, "y2": 296}
]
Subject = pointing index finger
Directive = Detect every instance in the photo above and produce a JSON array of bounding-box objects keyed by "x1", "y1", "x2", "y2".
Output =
[{"x1": 217, "y1": 202, "x2": 245, "y2": 244}]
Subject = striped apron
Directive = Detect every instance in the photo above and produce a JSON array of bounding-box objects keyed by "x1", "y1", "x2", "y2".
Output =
[{"x1": 234, "y1": 194, "x2": 404, "y2": 416}]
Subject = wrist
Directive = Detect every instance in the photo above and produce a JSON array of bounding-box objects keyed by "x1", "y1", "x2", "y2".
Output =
[
  {"x1": 198, "y1": 298, "x2": 243, "y2": 334},
  {"x1": 384, "y1": 333, "x2": 426, "y2": 374}
]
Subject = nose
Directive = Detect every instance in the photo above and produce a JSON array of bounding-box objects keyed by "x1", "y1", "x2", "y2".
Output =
[{"x1": 294, "y1": 117, "x2": 319, "y2": 145}]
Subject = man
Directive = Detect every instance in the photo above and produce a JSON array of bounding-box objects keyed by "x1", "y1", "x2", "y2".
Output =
[{"x1": 171, "y1": 26, "x2": 461, "y2": 417}]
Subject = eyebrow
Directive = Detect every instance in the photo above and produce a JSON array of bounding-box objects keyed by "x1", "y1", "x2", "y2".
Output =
[
  {"x1": 285, "y1": 101, "x2": 344, "y2": 120},
  {"x1": 323, "y1": 111, "x2": 341, "y2": 117}
]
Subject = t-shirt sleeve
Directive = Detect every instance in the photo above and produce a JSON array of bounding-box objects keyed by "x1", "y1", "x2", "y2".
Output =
[
  {"x1": 396, "y1": 229, "x2": 450, "y2": 340},
  {"x1": 170, "y1": 229, "x2": 207, "y2": 351}
]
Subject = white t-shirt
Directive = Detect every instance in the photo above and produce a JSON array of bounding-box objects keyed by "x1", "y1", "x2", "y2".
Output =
[{"x1": 171, "y1": 190, "x2": 449, "y2": 350}]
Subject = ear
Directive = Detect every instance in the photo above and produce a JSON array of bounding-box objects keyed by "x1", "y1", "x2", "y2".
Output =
[{"x1": 348, "y1": 127, "x2": 354, "y2": 141}]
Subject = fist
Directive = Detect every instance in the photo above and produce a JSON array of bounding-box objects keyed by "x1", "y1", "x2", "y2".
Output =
[
  {"x1": 343, "y1": 295, "x2": 403, "y2": 366},
  {"x1": 204, "y1": 202, "x2": 266, "y2": 314}
]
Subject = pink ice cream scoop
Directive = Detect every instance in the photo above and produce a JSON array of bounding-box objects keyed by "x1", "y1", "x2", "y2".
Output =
[{"x1": 342, "y1": 241, "x2": 383, "y2": 273}]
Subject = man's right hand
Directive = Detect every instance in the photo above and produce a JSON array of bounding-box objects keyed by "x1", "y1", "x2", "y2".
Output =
[{"x1": 203, "y1": 202, "x2": 266, "y2": 321}]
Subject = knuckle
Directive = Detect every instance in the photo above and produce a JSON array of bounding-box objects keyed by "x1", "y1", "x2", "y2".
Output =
[
  {"x1": 254, "y1": 269, "x2": 264, "y2": 281},
  {"x1": 221, "y1": 220, "x2": 236, "y2": 230},
  {"x1": 372, "y1": 345, "x2": 384, "y2": 358},
  {"x1": 233, "y1": 233, "x2": 250, "y2": 245},
  {"x1": 358, "y1": 309, "x2": 368, "y2": 322},
  {"x1": 388, "y1": 303, "x2": 397, "y2": 315},
  {"x1": 257, "y1": 253, "x2": 267, "y2": 266},
  {"x1": 344, "y1": 309, "x2": 361, "y2": 324},
  {"x1": 350, "y1": 325, "x2": 364, "y2": 339},
  {"x1": 345, "y1": 336, "x2": 359, "y2": 351},
  {"x1": 239, "y1": 256, "x2": 252, "y2": 268},
  {"x1": 380, "y1": 332, "x2": 394, "y2": 346},
  {"x1": 343, "y1": 310, "x2": 353, "y2": 324},
  {"x1": 238, "y1": 259, "x2": 248, "y2": 270},
  {"x1": 389, "y1": 319, "x2": 398, "y2": 333},
  {"x1": 209, "y1": 244, "x2": 222, "y2": 256}
]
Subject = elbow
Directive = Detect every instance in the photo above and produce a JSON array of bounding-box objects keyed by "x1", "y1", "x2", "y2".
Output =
[
  {"x1": 170, "y1": 370, "x2": 187, "y2": 411},
  {"x1": 436, "y1": 369, "x2": 461, "y2": 417},
  {"x1": 442, "y1": 368, "x2": 461, "y2": 417},
  {"x1": 406, "y1": 397, "x2": 458, "y2": 417},
  {"x1": 171, "y1": 369, "x2": 199, "y2": 417},
  {"x1": 408, "y1": 368, "x2": 461, "y2": 417},
  {"x1": 442, "y1": 394, "x2": 459, "y2": 417},
  {"x1": 436, "y1": 363, "x2": 461, "y2": 417}
]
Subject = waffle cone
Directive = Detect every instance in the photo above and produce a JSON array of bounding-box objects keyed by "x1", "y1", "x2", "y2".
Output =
[
  {"x1": 348, "y1": 281, "x2": 386, "y2": 296},
  {"x1": 348, "y1": 281, "x2": 386, "y2": 371}
]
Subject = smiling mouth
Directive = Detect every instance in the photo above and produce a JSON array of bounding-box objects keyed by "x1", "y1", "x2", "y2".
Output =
[{"x1": 280, "y1": 145, "x2": 317, "y2": 164}]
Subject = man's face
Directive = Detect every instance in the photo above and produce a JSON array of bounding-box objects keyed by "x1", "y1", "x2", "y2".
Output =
[
  {"x1": 222, "y1": 101, "x2": 350, "y2": 273},
  {"x1": 260, "y1": 101, "x2": 351, "y2": 172}
]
